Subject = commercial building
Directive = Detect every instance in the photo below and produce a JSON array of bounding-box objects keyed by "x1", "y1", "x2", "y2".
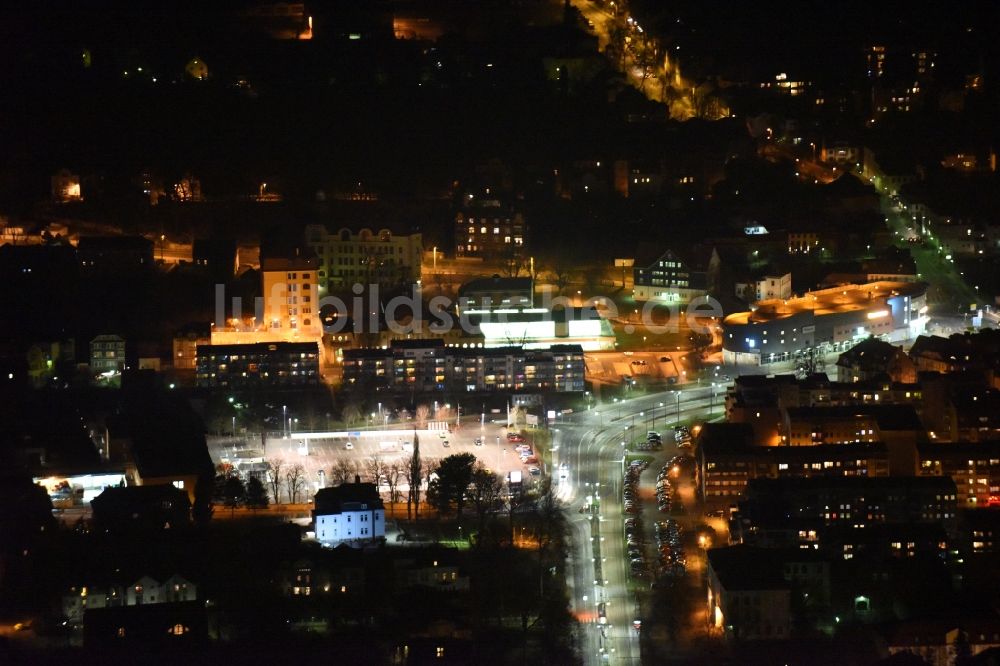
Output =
[
  {"x1": 195, "y1": 341, "x2": 320, "y2": 388},
  {"x1": 633, "y1": 247, "x2": 720, "y2": 304},
  {"x1": 722, "y1": 281, "x2": 928, "y2": 366},
  {"x1": 469, "y1": 306, "x2": 615, "y2": 351},
  {"x1": 455, "y1": 199, "x2": 526, "y2": 259},
  {"x1": 342, "y1": 339, "x2": 585, "y2": 394},
  {"x1": 457, "y1": 276, "x2": 534, "y2": 312},
  {"x1": 313, "y1": 479, "x2": 386, "y2": 549},
  {"x1": 453, "y1": 275, "x2": 614, "y2": 350},
  {"x1": 304, "y1": 225, "x2": 422, "y2": 292}
]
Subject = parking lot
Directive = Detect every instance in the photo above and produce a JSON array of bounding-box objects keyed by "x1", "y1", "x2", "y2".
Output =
[{"x1": 208, "y1": 422, "x2": 545, "y2": 496}]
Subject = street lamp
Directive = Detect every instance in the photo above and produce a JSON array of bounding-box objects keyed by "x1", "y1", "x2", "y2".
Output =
[{"x1": 283, "y1": 404, "x2": 288, "y2": 438}]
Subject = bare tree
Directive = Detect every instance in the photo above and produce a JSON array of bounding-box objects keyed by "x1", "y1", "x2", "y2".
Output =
[
  {"x1": 405, "y1": 434, "x2": 423, "y2": 520},
  {"x1": 423, "y1": 457, "x2": 439, "y2": 491},
  {"x1": 331, "y1": 458, "x2": 357, "y2": 486},
  {"x1": 470, "y1": 463, "x2": 504, "y2": 529},
  {"x1": 385, "y1": 462, "x2": 402, "y2": 516},
  {"x1": 501, "y1": 250, "x2": 526, "y2": 278},
  {"x1": 365, "y1": 454, "x2": 387, "y2": 490},
  {"x1": 264, "y1": 458, "x2": 284, "y2": 504},
  {"x1": 547, "y1": 258, "x2": 576, "y2": 295},
  {"x1": 634, "y1": 38, "x2": 659, "y2": 93},
  {"x1": 605, "y1": 18, "x2": 628, "y2": 70},
  {"x1": 342, "y1": 402, "x2": 362, "y2": 427},
  {"x1": 509, "y1": 405, "x2": 525, "y2": 430},
  {"x1": 285, "y1": 463, "x2": 306, "y2": 504},
  {"x1": 415, "y1": 404, "x2": 430, "y2": 429}
]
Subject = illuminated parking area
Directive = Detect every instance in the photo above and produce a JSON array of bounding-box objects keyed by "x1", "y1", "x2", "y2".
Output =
[
  {"x1": 721, "y1": 281, "x2": 928, "y2": 366},
  {"x1": 34, "y1": 471, "x2": 127, "y2": 506}
]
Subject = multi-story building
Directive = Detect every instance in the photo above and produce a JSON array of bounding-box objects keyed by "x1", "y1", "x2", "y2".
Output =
[
  {"x1": 260, "y1": 252, "x2": 320, "y2": 336},
  {"x1": 737, "y1": 476, "x2": 958, "y2": 535},
  {"x1": 917, "y1": 441, "x2": 1000, "y2": 508},
  {"x1": 707, "y1": 546, "x2": 793, "y2": 641},
  {"x1": 313, "y1": 479, "x2": 385, "y2": 549},
  {"x1": 960, "y1": 509, "x2": 1000, "y2": 555},
  {"x1": 341, "y1": 339, "x2": 585, "y2": 394},
  {"x1": 90, "y1": 335, "x2": 126, "y2": 376},
  {"x1": 697, "y1": 423, "x2": 889, "y2": 503},
  {"x1": 781, "y1": 403, "x2": 924, "y2": 475},
  {"x1": 195, "y1": 342, "x2": 320, "y2": 388},
  {"x1": 172, "y1": 323, "x2": 210, "y2": 372},
  {"x1": 722, "y1": 281, "x2": 928, "y2": 366},
  {"x1": 304, "y1": 225, "x2": 422, "y2": 293},
  {"x1": 455, "y1": 199, "x2": 526, "y2": 259},
  {"x1": 457, "y1": 276, "x2": 534, "y2": 312},
  {"x1": 835, "y1": 337, "x2": 916, "y2": 384},
  {"x1": 633, "y1": 247, "x2": 720, "y2": 304},
  {"x1": 734, "y1": 272, "x2": 792, "y2": 305},
  {"x1": 62, "y1": 574, "x2": 197, "y2": 625}
]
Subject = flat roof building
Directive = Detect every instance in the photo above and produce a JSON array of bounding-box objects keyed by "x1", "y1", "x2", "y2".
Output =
[
  {"x1": 195, "y1": 341, "x2": 320, "y2": 388},
  {"x1": 722, "y1": 281, "x2": 928, "y2": 366},
  {"x1": 342, "y1": 339, "x2": 585, "y2": 394}
]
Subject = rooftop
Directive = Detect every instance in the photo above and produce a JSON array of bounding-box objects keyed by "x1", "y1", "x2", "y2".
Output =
[
  {"x1": 784, "y1": 403, "x2": 923, "y2": 431},
  {"x1": 836, "y1": 337, "x2": 903, "y2": 369},
  {"x1": 459, "y1": 275, "x2": 534, "y2": 295},
  {"x1": 707, "y1": 546, "x2": 798, "y2": 591},
  {"x1": 724, "y1": 281, "x2": 926, "y2": 325},
  {"x1": 314, "y1": 480, "x2": 383, "y2": 515},
  {"x1": 197, "y1": 342, "x2": 319, "y2": 355}
]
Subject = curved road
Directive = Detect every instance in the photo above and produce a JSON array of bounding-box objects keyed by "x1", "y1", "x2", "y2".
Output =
[{"x1": 553, "y1": 385, "x2": 725, "y2": 665}]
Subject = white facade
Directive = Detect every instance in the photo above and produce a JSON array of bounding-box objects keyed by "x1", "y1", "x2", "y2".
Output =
[
  {"x1": 315, "y1": 502, "x2": 385, "y2": 548},
  {"x1": 62, "y1": 574, "x2": 197, "y2": 624},
  {"x1": 735, "y1": 273, "x2": 792, "y2": 305},
  {"x1": 633, "y1": 283, "x2": 708, "y2": 304}
]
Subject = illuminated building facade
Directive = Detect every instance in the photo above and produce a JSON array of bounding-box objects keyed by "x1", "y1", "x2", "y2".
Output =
[
  {"x1": 195, "y1": 341, "x2": 320, "y2": 387},
  {"x1": 722, "y1": 281, "x2": 928, "y2": 366},
  {"x1": 304, "y1": 225, "x2": 422, "y2": 293},
  {"x1": 342, "y1": 339, "x2": 585, "y2": 394}
]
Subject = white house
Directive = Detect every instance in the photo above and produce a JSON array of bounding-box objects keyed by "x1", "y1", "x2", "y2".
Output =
[
  {"x1": 62, "y1": 574, "x2": 197, "y2": 624},
  {"x1": 313, "y1": 477, "x2": 385, "y2": 548}
]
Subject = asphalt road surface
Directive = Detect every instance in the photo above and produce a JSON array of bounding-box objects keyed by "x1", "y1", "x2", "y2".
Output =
[{"x1": 554, "y1": 384, "x2": 727, "y2": 665}]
